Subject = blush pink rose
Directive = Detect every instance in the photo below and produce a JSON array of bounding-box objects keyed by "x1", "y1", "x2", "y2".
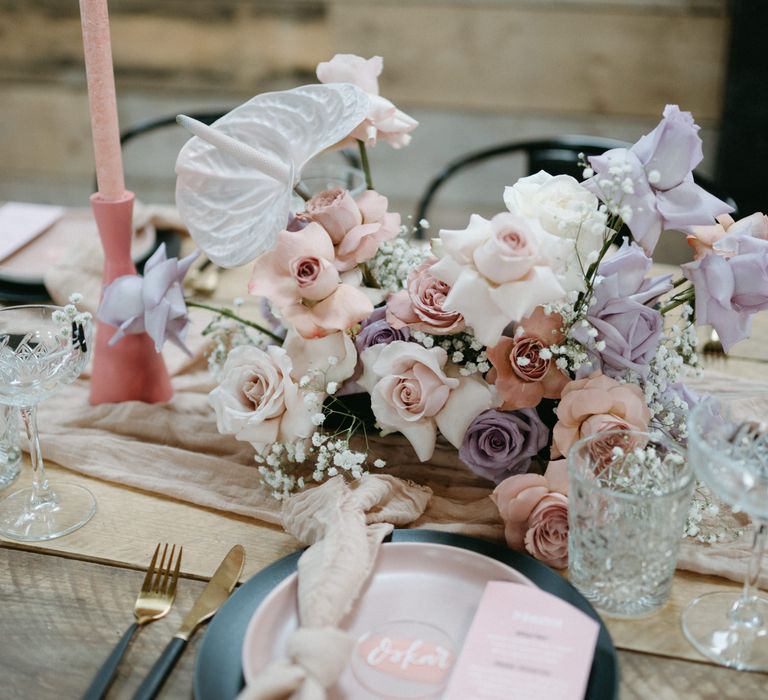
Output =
[
  {"x1": 491, "y1": 460, "x2": 568, "y2": 568},
  {"x1": 317, "y1": 54, "x2": 419, "y2": 149},
  {"x1": 687, "y1": 212, "x2": 768, "y2": 260},
  {"x1": 524, "y1": 493, "x2": 569, "y2": 569},
  {"x1": 487, "y1": 307, "x2": 569, "y2": 410},
  {"x1": 552, "y1": 371, "x2": 651, "y2": 458},
  {"x1": 386, "y1": 258, "x2": 465, "y2": 335},
  {"x1": 359, "y1": 341, "x2": 498, "y2": 461},
  {"x1": 305, "y1": 189, "x2": 401, "y2": 272},
  {"x1": 208, "y1": 345, "x2": 313, "y2": 451},
  {"x1": 248, "y1": 222, "x2": 372, "y2": 338}
]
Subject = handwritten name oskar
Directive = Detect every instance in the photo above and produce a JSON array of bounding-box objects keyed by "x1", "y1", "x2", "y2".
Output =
[{"x1": 357, "y1": 634, "x2": 453, "y2": 685}]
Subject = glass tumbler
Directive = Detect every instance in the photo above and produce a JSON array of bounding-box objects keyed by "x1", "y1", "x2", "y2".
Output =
[{"x1": 567, "y1": 430, "x2": 694, "y2": 617}]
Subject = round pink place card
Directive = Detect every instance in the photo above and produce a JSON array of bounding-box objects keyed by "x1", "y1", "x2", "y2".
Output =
[{"x1": 241, "y1": 542, "x2": 534, "y2": 699}]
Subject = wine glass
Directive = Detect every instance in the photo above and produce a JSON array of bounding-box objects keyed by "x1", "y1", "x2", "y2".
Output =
[
  {"x1": 682, "y1": 394, "x2": 768, "y2": 670},
  {"x1": 0, "y1": 305, "x2": 96, "y2": 541}
]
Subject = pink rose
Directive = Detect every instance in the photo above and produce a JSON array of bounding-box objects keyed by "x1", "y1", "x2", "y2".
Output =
[
  {"x1": 208, "y1": 345, "x2": 313, "y2": 451},
  {"x1": 248, "y1": 222, "x2": 372, "y2": 338},
  {"x1": 316, "y1": 54, "x2": 418, "y2": 149},
  {"x1": 473, "y1": 214, "x2": 540, "y2": 284},
  {"x1": 430, "y1": 213, "x2": 566, "y2": 346},
  {"x1": 386, "y1": 259, "x2": 465, "y2": 335},
  {"x1": 524, "y1": 493, "x2": 569, "y2": 569},
  {"x1": 305, "y1": 189, "x2": 401, "y2": 272},
  {"x1": 305, "y1": 188, "x2": 362, "y2": 244},
  {"x1": 486, "y1": 306, "x2": 569, "y2": 410},
  {"x1": 687, "y1": 212, "x2": 768, "y2": 260},
  {"x1": 359, "y1": 341, "x2": 498, "y2": 461},
  {"x1": 491, "y1": 460, "x2": 568, "y2": 568},
  {"x1": 552, "y1": 371, "x2": 651, "y2": 458}
]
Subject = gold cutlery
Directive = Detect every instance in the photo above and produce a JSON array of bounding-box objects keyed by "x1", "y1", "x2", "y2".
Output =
[
  {"x1": 131, "y1": 544, "x2": 245, "y2": 700},
  {"x1": 81, "y1": 543, "x2": 183, "y2": 700}
]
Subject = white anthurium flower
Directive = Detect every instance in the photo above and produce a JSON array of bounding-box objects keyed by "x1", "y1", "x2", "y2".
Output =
[
  {"x1": 282, "y1": 329, "x2": 358, "y2": 387},
  {"x1": 430, "y1": 213, "x2": 566, "y2": 347},
  {"x1": 175, "y1": 83, "x2": 370, "y2": 268},
  {"x1": 359, "y1": 341, "x2": 498, "y2": 462}
]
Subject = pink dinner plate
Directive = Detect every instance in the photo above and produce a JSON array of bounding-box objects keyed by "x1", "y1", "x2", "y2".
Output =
[{"x1": 241, "y1": 541, "x2": 534, "y2": 699}]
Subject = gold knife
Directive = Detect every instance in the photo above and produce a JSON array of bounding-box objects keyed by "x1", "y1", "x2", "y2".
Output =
[{"x1": 131, "y1": 544, "x2": 245, "y2": 700}]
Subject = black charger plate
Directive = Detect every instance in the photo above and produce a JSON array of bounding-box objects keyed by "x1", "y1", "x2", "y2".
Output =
[{"x1": 194, "y1": 529, "x2": 619, "y2": 700}]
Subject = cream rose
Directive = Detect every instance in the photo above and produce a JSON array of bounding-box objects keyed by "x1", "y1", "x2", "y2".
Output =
[
  {"x1": 504, "y1": 171, "x2": 606, "y2": 292},
  {"x1": 208, "y1": 345, "x2": 313, "y2": 450},
  {"x1": 359, "y1": 341, "x2": 498, "y2": 461}
]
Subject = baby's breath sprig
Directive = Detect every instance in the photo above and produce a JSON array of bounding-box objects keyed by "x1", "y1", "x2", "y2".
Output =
[{"x1": 411, "y1": 329, "x2": 489, "y2": 376}]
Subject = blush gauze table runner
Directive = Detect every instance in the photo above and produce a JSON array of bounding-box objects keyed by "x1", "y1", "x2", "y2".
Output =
[{"x1": 35, "y1": 246, "x2": 768, "y2": 588}]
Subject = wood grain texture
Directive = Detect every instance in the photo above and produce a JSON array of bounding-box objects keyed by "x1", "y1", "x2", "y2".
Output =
[
  {"x1": 0, "y1": 461, "x2": 301, "y2": 581},
  {"x1": 1, "y1": 549, "x2": 765, "y2": 700}
]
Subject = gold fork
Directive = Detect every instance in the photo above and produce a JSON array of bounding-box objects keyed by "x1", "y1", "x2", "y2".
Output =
[{"x1": 81, "y1": 543, "x2": 183, "y2": 700}]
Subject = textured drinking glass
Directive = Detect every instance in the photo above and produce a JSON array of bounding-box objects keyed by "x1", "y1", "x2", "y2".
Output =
[
  {"x1": 568, "y1": 430, "x2": 694, "y2": 617},
  {"x1": 291, "y1": 162, "x2": 367, "y2": 210},
  {"x1": 0, "y1": 305, "x2": 95, "y2": 540},
  {"x1": 0, "y1": 405, "x2": 21, "y2": 487},
  {"x1": 682, "y1": 395, "x2": 768, "y2": 671}
]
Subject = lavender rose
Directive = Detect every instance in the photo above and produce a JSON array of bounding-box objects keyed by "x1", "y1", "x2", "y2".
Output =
[
  {"x1": 574, "y1": 242, "x2": 671, "y2": 377},
  {"x1": 459, "y1": 408, "x2": 549, "y2": 484},
  {"x1": 355, "y1": 307, "x2": 410, "y2": 354}
]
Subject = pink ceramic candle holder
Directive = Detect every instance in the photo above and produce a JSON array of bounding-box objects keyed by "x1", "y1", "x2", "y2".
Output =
[{"x1": 89, "y1": 191, "x2": 173, "y2": 404}]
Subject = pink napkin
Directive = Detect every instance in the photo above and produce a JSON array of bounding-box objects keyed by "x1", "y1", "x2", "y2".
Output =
[{"x1": 238, "y1": 475, "x2": 431, "y2": 700}]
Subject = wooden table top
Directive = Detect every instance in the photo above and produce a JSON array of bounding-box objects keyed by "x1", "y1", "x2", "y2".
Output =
[{"x1": 2, "y1": 261, "x2": 768, "y2": 699}]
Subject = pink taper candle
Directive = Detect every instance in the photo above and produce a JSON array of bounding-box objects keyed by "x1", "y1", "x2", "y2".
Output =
[{"x1": 79, "y1": 0, "x2": 125, "y2": 200}]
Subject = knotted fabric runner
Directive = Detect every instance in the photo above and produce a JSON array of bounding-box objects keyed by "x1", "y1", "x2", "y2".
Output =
[{"x1": 238, "y1": 474, "x2": 432, "y2": 700}]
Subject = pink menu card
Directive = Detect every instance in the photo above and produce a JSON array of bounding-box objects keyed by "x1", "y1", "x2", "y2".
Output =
[{"x1": 443, "y1": 581, "x2": 599, "y2": 700}]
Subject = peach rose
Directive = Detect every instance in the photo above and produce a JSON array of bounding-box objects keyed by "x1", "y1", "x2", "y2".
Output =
[
  {"x1": 316, "y1": 54, "x2": 418, "y2": 149},
  {"x1": 687, "y1": 213, "x2": 768, "y2": 260},
  {"x1": 552, "y1": 371, "x2": 651, "y2": 458},
  {"x1": 524, "y1": 493, "x2": 569, "y2": 569},
  {"x1": 491, "y1": 460, "x2": 568, "y2": 568},
  {"x1": 305, "y1": 189, "x2": 401, "y2": 272},
  {"x1": 248, "y1": 222, "x2": 372, "y2": 338},
  {"x1": 386, "y1": 258, "x2": 465, "y2": 335},
  {"x1": 486, "y1": 306, "x2": 569, "y2": 410}
]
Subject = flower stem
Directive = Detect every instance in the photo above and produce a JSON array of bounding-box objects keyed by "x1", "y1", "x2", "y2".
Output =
[
  {"x1": 660, "y1": 287, "x2": 695, "y2": 315},
  {"x1": 357, "y1": 139, "x2": 374, "y2": 190},
  {"x1": 186, "y1": 300, "x2": 284, "y2": 343},
  {"x1": 672, "y1": 276, "x2": 688, "y2": 289}
]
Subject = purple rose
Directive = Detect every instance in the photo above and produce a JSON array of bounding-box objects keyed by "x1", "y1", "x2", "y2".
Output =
[
  {"x1": 583, "y1": 105, "x2": 733, "y2": 254},
  {"x1": 682, "y1": 255, "x2": 756, "y2": 352},
  {"x1": 355, "y1": 307, "x2": 410, "y2": 354},
  {"x1": 574, "y1": 242, "x2": 671, "y2": 377},
  {"x1": 459, "y1": 408, "x2": 549, "y2": 484}
]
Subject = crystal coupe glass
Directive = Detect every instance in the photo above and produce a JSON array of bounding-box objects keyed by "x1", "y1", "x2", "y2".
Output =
[
  {"x1": 682, "y1": 395, "x2": 768, "y2": 670},
  {"x1": 0, "y1": 305, "x2": 96, "y2": 540}
]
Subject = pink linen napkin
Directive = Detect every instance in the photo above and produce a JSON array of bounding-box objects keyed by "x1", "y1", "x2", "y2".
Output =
[{"x1": 238, "y1": 475, "x2": 432, "y2": 700}]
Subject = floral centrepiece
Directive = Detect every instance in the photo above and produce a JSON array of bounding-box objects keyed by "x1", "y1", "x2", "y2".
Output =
[{"x1": 97, "y1": 53, "x2": 768, "y2": 567}]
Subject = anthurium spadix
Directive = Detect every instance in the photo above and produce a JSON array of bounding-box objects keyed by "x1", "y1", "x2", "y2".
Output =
[{"x1": 174, "y1": 83, "x2": 370, "y2": 268}]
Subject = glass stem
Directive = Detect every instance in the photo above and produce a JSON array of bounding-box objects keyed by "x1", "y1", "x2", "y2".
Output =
[
  {"x1": 20, "y1": 405, "x2": 52, "y2": 504},
  {"x1": 730, "y1": 521, "x2": 767, "y2": 627}
]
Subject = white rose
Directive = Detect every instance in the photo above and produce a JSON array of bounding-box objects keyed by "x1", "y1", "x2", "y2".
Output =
[
  {"x1": 504, "y1": 171, "x2": 607, "y2": 291},
  {"x1": 208, "y1": 345, "x2": 313, "y2": 450},
  {"x1": 282, "y1": 329, "x2": 358, "y2": 387}
]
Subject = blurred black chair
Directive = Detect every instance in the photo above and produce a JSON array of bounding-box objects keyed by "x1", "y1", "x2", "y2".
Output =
[{"x1": 413, "y1": 135, "x2": 736, "y2": 239}]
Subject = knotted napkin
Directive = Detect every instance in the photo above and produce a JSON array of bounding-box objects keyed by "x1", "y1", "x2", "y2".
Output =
[{"x1": 238, "y1": 474, "x2": 432, "y2": 700}]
